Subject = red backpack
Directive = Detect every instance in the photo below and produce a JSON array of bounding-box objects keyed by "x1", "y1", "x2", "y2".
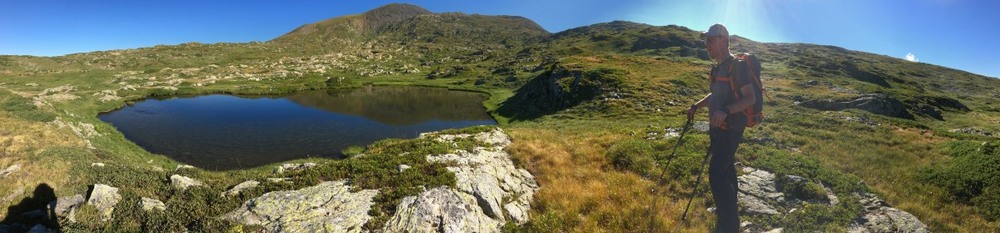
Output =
[{"x1": 715, "y1": 53, "x2": 766, "y2": 127}]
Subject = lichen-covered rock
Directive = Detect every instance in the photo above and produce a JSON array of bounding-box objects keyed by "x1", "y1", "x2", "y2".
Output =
[
  {"x1": 423, "y1": 128, "x2": 539, "y2": 225},
  {"x1": 86, "y1": 184, "x2": 121, "y2": 221},
  {"x1": 273, "y1": 162, "x2": 317, "y2": 174},
  {"x1": 48, "y1": 194, "x2": 85, "y2": 222},
  {"x1": 738, "y1": 167, "x2": 783, "y2": 215},
  {"x1": 223, "y1": 180, "x2": 378, "y2": 233},
  {"x1": 848, "y1": 193, "x2": 930, "y2": 233},
  {"x1": 221, "y1": 180, "x2": 259, "y2": 197},
  {"x1": 738, "y1": 167, "x2": 929, "y2": 233},
  {"x1": 170, "y1": 174, "x2": 204, "y2": 190},
  {"x1": 382, "y1": 186, "x2": 501, "y2": 233},
  {"x1": 798, "y1": 94, "x2": 914, "y2": 119},
  {"x1": 140, "y1": 197, "x2": 166, "y2": 211}
]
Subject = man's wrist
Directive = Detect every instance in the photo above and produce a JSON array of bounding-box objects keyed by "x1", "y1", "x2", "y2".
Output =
[{"x1": 719, "y1": 106, "x2": 730, "y2": 115}]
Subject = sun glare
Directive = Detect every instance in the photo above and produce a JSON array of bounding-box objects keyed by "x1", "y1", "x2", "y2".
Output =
[{"x1": 629, "y1": 0, "x2": 788, "y2": 42}]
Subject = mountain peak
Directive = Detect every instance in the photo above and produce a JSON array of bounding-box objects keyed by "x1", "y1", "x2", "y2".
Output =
[{"x1": 362, "y1": 3, "x2": 433, "y2": 31}]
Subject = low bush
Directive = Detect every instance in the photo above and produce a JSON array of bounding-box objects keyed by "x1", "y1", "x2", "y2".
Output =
[
  {"x1": 606, "y1": 139, "x2": 657, "y2": 176},
  {"x1": 920, "y1": 140, "x2": 1000, "y2": 220},
  {"x1": 778, "y1": 176, "x2": 829, "y2": 202},
  {"x1": 1, "y1": 94, "x2": 56, "y2": 122},
  {"x1": 747, "y1": 147, "x2": 868, "y2": 195}
]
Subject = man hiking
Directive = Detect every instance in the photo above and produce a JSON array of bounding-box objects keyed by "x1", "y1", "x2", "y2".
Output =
[{"x1": 686, "y1": 23, "x2": 758, "y2": 233}]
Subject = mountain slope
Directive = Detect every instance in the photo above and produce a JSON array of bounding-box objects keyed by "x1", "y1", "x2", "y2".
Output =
[
  {"x1": 272, "y1": 3, "x2": 432, "y2": 43},
  {"x1": 0, "y1": 3, "x2": 999, "y2": 232}
]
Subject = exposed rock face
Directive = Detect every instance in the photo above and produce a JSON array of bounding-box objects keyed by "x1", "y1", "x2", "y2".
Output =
[
  {"x1": 738, "y1": 167, "x2": 929, "y2": 233},
  {"x1": 170, "y1": 174, "x2": 204, "y2": 190},
  {"x1": 224, "y1": 180, "x2": 379, "y2": 233},
  {"x1": 383, "y1": 186, "x2": 501, "y2": 233},
  {"x1": 48, "y1": 194, "x2": 85, "y2": 222},
  {"x1": 223, "y1": 128, "x2": 538, "y2": 232},
  {"x1": 87, "y1": 184, "x2": 121, "y2": 221},
  {"x1": 140, "y1": 197, "x2": 166, "y2": 211},
  {"x1": 849, "y1": 193, "x2": 930, "y2": 233},
  {"x1": 497, "y1": 63, "x2": 625, "y2": 120},
  {"x1": 798, "y1": 94, "x2": 914, "y2": 119},
  {"x1": 420, "y1": 128, "x2": 539, "y2": 225}
]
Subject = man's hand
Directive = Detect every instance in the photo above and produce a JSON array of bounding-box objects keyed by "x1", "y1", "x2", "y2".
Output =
[
  {"x1": 686, "y1": 105, "x2": 698, "y2": 120},
  {"x1": 710, "y1": 109, "x2": 727, "y2": 128}
]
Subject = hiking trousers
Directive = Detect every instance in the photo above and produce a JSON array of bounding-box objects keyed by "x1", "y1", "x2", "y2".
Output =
[{"x1": 709, "y1": 126, "x2": 745, "y2": 233}]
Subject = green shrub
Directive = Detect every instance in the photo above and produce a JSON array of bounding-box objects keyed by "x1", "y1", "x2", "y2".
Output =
[
  {"x1": 973, "y1": 185, "x2": 1000, "y2": 220},
  {"x1": 778, "y1": 176, "x2": 828, "y2": 202},
  {"x1": 920, "y1": 140, "x2": 1000, "y2": 219},
  {"x1": 747, "y1": 147, "x2": 867, "y2": 194},
  {"x1": 774, "y1": 193, "x2": 863, "y2": 232},
  {"x1": 341, "y1": 145, "x2": 365, "y2": 157},
  {"x1": 1, "y1": 94, "x2": 56, "y2": 122},
  {"x1": 606, "y1": 139, "x2": 656, "y2": 176}
]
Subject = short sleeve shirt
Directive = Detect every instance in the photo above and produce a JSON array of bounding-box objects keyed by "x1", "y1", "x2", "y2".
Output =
[{"x1": 709, "y1": 56, "x2": 750, "y2": 128}]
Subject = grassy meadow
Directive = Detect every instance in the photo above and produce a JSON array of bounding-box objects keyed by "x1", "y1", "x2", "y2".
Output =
[{"x1": 2, "y1": 5, "x2": 1000, "y2": 232}]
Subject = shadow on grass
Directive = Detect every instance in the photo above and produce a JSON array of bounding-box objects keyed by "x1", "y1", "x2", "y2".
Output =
[{"x1": 1, "y1": 183, "x2": 60, "y2": 232}]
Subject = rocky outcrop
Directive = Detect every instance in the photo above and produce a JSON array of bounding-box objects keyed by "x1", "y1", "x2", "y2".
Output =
[
  {"x1": 222, "y1": 128, "x2": 538, "y2": 232},
  {"x1": 48, "y1": 194, "x2": 85, "y2": 222},
  {"x1": 849, "y1": 193, "x2": 930, "y2": 233},
  {"x1": 170, "y1": 174, "x2": 204, "y2": 190},
  {"x1": 383, "y1": 186, "x2": 501, "y2": 233},
  {"x1": 273, "y1": 162, "x2": 317, "y2": 174},
  {"x1": 224, "y1": 180, "x2": 379, "y2": 233},
  {"x1": 221, "y1": 180, "x2": 260, "y2": 197},
  {"x1": 419, "y1": 128, "x2": 539, "y2": 225},
  {"x1": 798, "y1": 94, "x2": 914, "y2": 119},
  {"x1": 738, "y1": 167, "x2": 929, "y2": 233},
  {"x1": 948, "y1": 127, "x2": 994, "y2": 137},
  {"x1": 497, "y1": 63, "x2": 625, "y2": 121},
  {"x1": 87, "y1": 184, "x2": 121, "y2": 221}
]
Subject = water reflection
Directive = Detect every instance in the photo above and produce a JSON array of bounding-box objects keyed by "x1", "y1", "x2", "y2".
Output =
[
  {"x1": 286, "y1": 86, "x2": 494, "y2": 125},
  {"x1": 98, "y1": 86, "x2": 496, "y2": 171}
]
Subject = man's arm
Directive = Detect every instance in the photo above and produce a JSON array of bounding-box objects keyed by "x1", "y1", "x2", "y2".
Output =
[
  {"x1": 723, "y1": 84, "x2": 756, "y2": 114},
  {"x1": 686, "y1": 93, "x2": 711, "y2": 120},
  {"x1": 693, "y1": 93, "x2": 711, "y2": 108}
]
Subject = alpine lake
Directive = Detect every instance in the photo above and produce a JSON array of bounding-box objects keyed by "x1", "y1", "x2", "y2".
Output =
[{"x1": 98, "y1": 86, "x2": 497, "y2": 171}]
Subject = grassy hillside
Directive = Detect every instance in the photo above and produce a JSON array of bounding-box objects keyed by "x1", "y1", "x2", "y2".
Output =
[{"x1": 1, "y1": 3, "x2": 998, "y2": 232}]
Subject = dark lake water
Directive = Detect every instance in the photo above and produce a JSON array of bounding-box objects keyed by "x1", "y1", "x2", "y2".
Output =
[{"x1": 98, "y1": 86, "x2": 496, "y2": 171}]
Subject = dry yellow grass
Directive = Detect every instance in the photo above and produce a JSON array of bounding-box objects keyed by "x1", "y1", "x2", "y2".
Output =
[
  {"x1": 507, "y1": 127, "x2": 713, "y2": 232},
  {"x1": 0, "y1": 114, "x2": 88, "y2": 217}
]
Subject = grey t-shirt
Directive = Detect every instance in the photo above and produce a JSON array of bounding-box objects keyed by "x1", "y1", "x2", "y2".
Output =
[{"x1": 709, "y1": 56, "x2": 749, "y2": 129}]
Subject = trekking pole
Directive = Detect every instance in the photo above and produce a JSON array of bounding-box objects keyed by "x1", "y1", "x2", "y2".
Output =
[
  {"x1": 646, "y1": 119, "x2": 694, "y2": 232},
  {"x1": 682, "y1": 146, "x2": 712, "y2": 221},
  {"x1": 652, "y1": 118, "x2": 693, "y2": 184}
]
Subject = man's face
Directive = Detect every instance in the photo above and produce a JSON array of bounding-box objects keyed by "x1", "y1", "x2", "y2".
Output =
[{"x1": 706, "y1": 36, "x2": 722, "y2": 60}]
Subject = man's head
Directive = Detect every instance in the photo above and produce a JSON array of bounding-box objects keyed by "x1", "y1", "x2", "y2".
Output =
[{"x1": 702, "y1": 24, "x2": 730, "y2": 63}]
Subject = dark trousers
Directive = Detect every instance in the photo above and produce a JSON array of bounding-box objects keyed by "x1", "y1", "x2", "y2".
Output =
[{"x1": 709, "y1": 126, "x2": 745, "y2": 233}]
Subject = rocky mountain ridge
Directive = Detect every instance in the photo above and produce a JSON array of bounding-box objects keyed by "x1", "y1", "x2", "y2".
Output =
[{"x1": 1, "y1": 3, "x2": 998, "y2": 232}]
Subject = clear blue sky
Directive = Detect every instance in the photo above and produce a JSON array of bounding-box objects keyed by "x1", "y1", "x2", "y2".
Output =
[{"x1": 2, "y1": 0, "x2": 998, "y2": 78}]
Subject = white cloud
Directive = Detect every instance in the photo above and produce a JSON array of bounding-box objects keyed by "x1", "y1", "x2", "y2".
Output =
[{"x1": 905, "y1": 52, "x2": 919, "y2": 62}]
